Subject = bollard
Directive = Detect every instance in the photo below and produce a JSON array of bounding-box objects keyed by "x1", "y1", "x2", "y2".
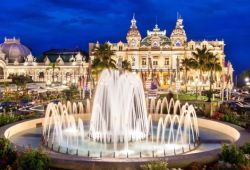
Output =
[
  {"x1": 189, "y1": 144, "x2": 191, "y2": 150},
  {"x1": 66, "y1": 148, "x2": 69, "y2": 154},
  {"x1": 164, "y1": 149, "x2": 166, "y2": 156},
  {"x1": 140, "y1": 152, "x2": 142, "y2": 158},
  {"x1": 88, "y1": 150, "x2": 90, "y2": 157},
  {"x1": 46, "y1": 141, "x2": 49, "y2": 147},
  {"x1": 100, "y1": 152, "x2": 102, "y2": 158},
  {"x1": 152, "y1": 151, "x2": 154, "y2": 158},
  {"x1": 113, "y1": 152, "x2": 115, "y2": 158},
  {"x1": 76, "y1": 149, "x2": 78, "y2": 156},
  {"x1": 51, "y1": 143, "x2": 54, "y2": 150},
  {"x1": 58, "y1": 146, "x2": 61, "y2": 152},
  {"x1": 182, "y1": 147, "x2": 184, "y2": 153},
  {"x1": 174, "y1": 148, "x2": 176, "y2": 155},
  {"x1": 127, "y1": 152, "x2": 129, "y2": 158}
]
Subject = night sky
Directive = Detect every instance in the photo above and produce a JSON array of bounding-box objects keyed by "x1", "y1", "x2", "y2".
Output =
[{"x1": 0, "y1": 0, "x2": 250, "y2": 75}]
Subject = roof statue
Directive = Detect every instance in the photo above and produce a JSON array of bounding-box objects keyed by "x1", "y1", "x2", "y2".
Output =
[
  {"x1": 0, "y1": 50, "x2": 5, "y2": 61},
  {"x1": 75, "y1": 52, "x2": 83, "y2": 62},
  {"x1": 26, "y1": 53, "x2": 34, "y2": 63},
  {"x1": 69, "y1": 55, "x2": 76, "y2": 62},
  {"x1": 13, "y1": 58, "x2": 19, "y2": 65},
  {"x1": 56, "y1": 55, "x2": 64, "y2": 65},
  {"x1": 44, "y1": 56, "x2": 50, "y2": 65}
]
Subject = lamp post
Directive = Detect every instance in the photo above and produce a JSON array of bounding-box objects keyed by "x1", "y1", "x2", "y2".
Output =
[
  {"x1": 194, "y1": 78, "x2": 199, "y2": 100},
  {"x1": 245, "y1": 77, "x2": 250, "y2": 86}
]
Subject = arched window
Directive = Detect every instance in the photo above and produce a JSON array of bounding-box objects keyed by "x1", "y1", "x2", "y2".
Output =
[{"x1": 38, "y1": 72, "x2": 44, "y2": 81}]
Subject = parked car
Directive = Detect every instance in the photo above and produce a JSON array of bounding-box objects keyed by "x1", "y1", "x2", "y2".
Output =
[
  {"x1": 0, "y1": 101, "x2": 17, "y2": 112},
  {"x1": 243, "y1": 97, "x2": 250, "y2": 104},
  {"x1": 51, "y1": 99, "x2": 60, "y2": 104}
]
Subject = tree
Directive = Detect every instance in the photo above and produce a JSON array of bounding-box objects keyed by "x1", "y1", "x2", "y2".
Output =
[
  {"x1": 204, "y1": 52, "x2": 222, "y2": 101},
  {"x1": 91, "y1": 43, "x2": 117, "y2": 80},
  {"x1": 62, "y1": 85, "x2": 78, "y2": 100},
  {"x1": 191, "y1": 47, "x2": 210, "y2": 81},
  {"x1": 46, "y1": 62, "x2": 60, "y2": 83},
  {"x1": 121, "y1": 59, "x2": 132, "y2": 72},
  {"x1": 9, "y1": 74, "x2": 33, "y2": 92},
  {"x1": 241, "y1": 70, "x2": 250, "y2": 79},
  {"x1": 181, "y1": 58, "x2": 196, "y2": 92}
]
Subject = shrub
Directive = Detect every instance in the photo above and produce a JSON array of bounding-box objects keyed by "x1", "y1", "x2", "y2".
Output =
[
  {"x1": 0, "y1": 138, "x2": 17, "y2": 169},
  {"x1": 240, "y1": 143, "x2": 250, "y2": 154},
  {"x1": 17, "y1": 148, "x2": 49, "y2": 170},
  {"x1": 0, "y1": 114, "x2": 22, "y2": 127},
  {"x1": 0, "y1": 113, "x2": 40, "y2": 127},
  {"x1": 211, "y1": 112, "x2": 224, "y2": 120},
  {"x1": 222, "y1": 112, "x2": 240, "y2": 125},
  {"x1": 141, "y1": 160, "x2": 168, "y2": 170},
  {"x1": 187, "y1": 162, "x2": 206, "y2": 170},
  {"x1": 220, "y1": 144, "x2": 249, "y2": 165}
]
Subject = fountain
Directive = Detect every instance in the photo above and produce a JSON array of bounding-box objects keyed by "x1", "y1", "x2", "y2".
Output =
[{"x1": 43, "y1": 69, "x2": 199, "y2": 158}]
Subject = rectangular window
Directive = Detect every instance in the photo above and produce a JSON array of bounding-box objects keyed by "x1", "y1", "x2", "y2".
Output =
[
  {"x1": 164, "y1": 58, "x2": 169, "y2": 65},
  {"x1": 142, "y1": 58, "x2": 146, "y2": 65},
  {"x1": 153, "y1": 60, "x2": 158, "y2": 66}
]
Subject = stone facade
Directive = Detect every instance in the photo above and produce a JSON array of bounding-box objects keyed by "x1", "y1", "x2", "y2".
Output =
[
  {"x1": 89, "y1": 16, "x2": 234, "y2": 91},
  {"x1": 0, "y1": 38, "x2": 89, "y2": 85}
]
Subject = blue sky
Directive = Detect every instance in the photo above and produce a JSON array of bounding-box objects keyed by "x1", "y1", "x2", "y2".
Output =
[{"x1": 0, "y1": 0, "x2": 250, "y2": 75}]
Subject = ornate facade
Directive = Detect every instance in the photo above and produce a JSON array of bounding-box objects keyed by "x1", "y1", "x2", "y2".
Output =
[
  {"x1": 89, "y1": 16, "x2": 234, "y2": 91},
  {"x1": 0, "y1": 38, "x2": 88, "y2": 85}
]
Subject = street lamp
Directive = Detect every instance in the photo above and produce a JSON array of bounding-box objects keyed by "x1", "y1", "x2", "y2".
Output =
[
  {"x1": 245, "y1": 77, "x2": 249, "y2": 82},
  {"x1": 245, "y1": 77, "x2": 249, "y2": 86},
  {"x1": 194, "y1": 78, "x2": 199, "y2": 100}
]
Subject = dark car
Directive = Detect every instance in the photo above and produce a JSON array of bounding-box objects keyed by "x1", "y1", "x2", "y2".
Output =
[
  {"x1": 51, "y1": 99, "x2": 60, "y2": 104},
  {"x1": 243, "y1": 97, "x2": 250, "y2": 104},
  {"x1": 0, "y1": 101, "x2": 17, "y2": 112}
]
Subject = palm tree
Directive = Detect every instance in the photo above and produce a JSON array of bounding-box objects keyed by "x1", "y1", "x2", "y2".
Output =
[
  {"x1": 46, "y1": 62, "x2": 60, "y2": 83},
  {"x1": 121, "y1": 59, "x2": 132, "y2": 72},
  {"x1": 204, "y1": 52, "x2": 222, "y2": 101},
  {"x1": 192, "y1": 47, "x2": 210, "y2": 81},
  {"x1": 181, "y1": 58, "x2": 196, "y2": 92},
  {"x1": 91, "y1": 43, "x2": 117, "y2": 79}
]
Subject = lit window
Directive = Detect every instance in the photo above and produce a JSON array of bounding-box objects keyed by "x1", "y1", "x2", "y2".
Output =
[
  {"x1": 153, "y1": 60, "x2": 158, "y2": 66},
  {"x1": 175, "y1": 40, "x2": 181, "y2": 47},
  {"x1": 142, "y1": 58, "x2": 146, "y2": 65},
  {"x1": 164, "y1": 58, "x2": 169, "y2": 65}
]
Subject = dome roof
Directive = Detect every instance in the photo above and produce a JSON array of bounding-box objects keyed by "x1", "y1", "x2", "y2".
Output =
[
  {"x1": 171, "y1": 27, "x2": 186, "y2": 37},
  {"x1": 141, "y1": 35, "x2": 171, "y2": 46},
  {"x1": 170, "y1": 18, "x2": 187, "y2": 40},
  {"x1": 0, "y1": 37, "x2": 31, "y2": 63},
  {"x1": 141, "y1": 25, "x2": 171, "y2": 46}
]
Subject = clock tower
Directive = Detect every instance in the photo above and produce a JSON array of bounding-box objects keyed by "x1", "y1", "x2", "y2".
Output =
[
  {"x1": 170, "y1": 16, "x2": 187, "y2": 47},
  {"x1": 126, "y1": 14, "x2": 141, "y2": 49}
]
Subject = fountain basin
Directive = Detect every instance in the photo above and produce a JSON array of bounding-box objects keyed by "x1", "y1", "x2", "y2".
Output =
[{"x1": 1, "y1": 115, "x2": 245, "y2": 169}]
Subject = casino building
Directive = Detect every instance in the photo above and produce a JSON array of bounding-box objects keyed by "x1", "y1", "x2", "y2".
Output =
[
  {"x1": 89, "y1": 16, "x2": 234, "y2": 91},
  {"x1": 0, "y1": 37, "x2": 89, "y2": 84}
]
